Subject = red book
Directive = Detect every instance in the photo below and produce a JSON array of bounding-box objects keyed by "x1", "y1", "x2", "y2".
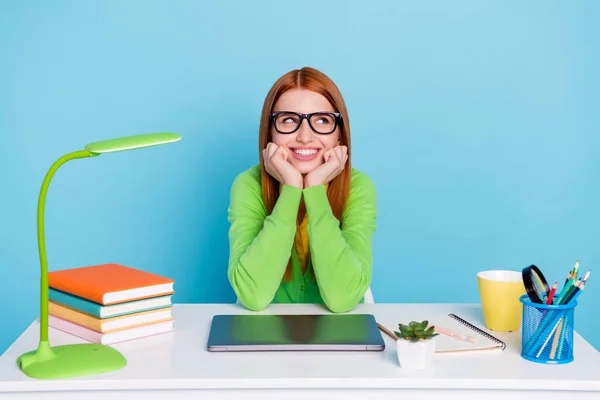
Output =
[{"x1": 48, "y1": 263, "x2": 175, "y2": 305}]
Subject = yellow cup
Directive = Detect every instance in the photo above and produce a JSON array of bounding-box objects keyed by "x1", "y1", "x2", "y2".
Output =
[{"x1": 477, "y1": 270, "x2": 526, "y2": 332}]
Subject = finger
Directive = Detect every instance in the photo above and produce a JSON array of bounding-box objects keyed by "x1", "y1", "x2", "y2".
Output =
[
  {"x1": 323, "y1": 149, "x2": 333, "y2": 162},
  {"x1": 333, "y1": 149, "x2": 344, "y2": 166},
  {"x1": 342, "y1": 147, "x2": 348, "y2": 165},
  {"x1": 332, "y1": 147, "x2": 347, "y2": 170},
  {"x1": 267, "y1": 143, "x2": 278, "y2": 160},
  {"x1": 278, "y1": 146, "x2": 288, "y2": 161},
  {"x1": 330, "y1": 146, "x2": 342, "y2": 160}
]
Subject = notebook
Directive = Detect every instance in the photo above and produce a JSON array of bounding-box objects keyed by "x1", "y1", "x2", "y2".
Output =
[
  {"x1": 48, "y1": 263, "x2": 175, "y2": 305},
  {"x1": 48, "y1": 315, "x2": 174, "y2": 345},
  {"x1": 379, "y1": 313, "x2": 506, "y2": 354}
]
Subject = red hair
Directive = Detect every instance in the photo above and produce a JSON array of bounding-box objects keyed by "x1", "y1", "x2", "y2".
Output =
[{"x1": 258, "y1": 67, "x2": 352, "y2": 281}]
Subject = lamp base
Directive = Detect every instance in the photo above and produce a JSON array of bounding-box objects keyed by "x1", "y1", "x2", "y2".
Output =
[{"x1": 17, "y1": 340, "x2": 126, "y2": 380}]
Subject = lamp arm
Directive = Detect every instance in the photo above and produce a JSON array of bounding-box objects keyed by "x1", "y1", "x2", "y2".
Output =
[{"x1": 38, "y1": 149, "x2": 97, "y2": 343}]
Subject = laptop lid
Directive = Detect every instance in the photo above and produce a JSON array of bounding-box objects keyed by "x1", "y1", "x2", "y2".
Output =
[{"x1": 206, "y1": 313, "x2": 386, "y2": 352}]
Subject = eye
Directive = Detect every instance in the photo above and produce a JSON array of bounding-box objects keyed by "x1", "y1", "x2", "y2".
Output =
[
  {"x1": 312, "y1": 114, "x2": 334, "y2": 125},
  {"x1": 275, "y1": 113, "x2": 299, "y2": 124}
]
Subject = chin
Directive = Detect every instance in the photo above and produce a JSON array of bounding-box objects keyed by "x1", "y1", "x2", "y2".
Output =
[{"x1": 294, "y1": 162, "x2": 322, "y2": 176}]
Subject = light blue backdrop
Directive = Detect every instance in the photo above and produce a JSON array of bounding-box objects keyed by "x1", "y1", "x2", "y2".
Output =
[{"x1": 1, "y1": 0, "x2": 598, "y2": 355}]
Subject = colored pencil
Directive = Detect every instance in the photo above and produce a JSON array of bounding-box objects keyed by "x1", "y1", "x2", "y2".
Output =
[
  {"x1": 550, "y1": 318, "x2": 563, "y2": 359},
  {"x1": 560, "y1": 279, "x2": 582, "y2": 305},
  {"x1": 546, "y1": 282, "x2": 557, "y2": 305},
  {"x1": 536, "y1": 317, "x2": 561, "y2": 358},
  {"x1": 556, "y1": 314, "x2": 569, "y2": 360}
]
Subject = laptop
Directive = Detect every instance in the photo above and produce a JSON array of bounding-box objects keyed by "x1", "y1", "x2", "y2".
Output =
[{"x1": 206, "y1": 313, "x2": 386, "y2": 352}]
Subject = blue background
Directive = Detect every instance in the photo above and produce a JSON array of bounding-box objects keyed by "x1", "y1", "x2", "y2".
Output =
[{"x1": 1, "y1": 0, "x2": 598, "y2": 355}]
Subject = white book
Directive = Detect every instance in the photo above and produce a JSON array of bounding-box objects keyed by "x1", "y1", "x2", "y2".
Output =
[{"x1": 49, "y1": 315, "x2": 174, "y2": 345}]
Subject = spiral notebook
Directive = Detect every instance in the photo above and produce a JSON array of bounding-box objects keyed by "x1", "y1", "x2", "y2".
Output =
[
  {"x1": 434, "y1": 313, "x2": 505, "y2": 353},
  {"x1": 378, "y1": 313, "x2": 506, "y2": 354}
]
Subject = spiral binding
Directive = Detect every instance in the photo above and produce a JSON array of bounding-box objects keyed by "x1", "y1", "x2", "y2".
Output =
[{"x1": 448, "y1": 313, "x2": 506, "y2": 350}]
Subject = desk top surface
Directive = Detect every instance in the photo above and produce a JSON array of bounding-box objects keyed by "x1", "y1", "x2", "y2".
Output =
[{"x1": 1, "y1": 303, "x2": 599, "y2": 393}]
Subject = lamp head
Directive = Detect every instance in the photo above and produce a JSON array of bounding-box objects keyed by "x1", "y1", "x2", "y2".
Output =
[{"x1": 84, "y1": 132, "x2": 181, "y2": 154}]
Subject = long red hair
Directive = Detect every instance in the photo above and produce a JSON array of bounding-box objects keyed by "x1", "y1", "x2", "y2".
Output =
[{"x1": 258, "y1": 67, "x2": 352, "y2": 281}]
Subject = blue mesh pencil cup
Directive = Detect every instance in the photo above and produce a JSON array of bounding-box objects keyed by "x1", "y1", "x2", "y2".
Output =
[{"x1": 520, "y1": 294, "x2": 576, "y2": 364}]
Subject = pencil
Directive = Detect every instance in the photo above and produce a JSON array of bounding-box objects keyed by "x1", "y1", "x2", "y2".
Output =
[
  {"x1": 573, "y1": 260, "x2": 580, "y2": 279},
  {"x1": 557, "y1": 314, "x2": 569, "y2": 360},
  {"x1": 560, "y1": 279, "x2": 582, "y2": 305},
  {"x1": 566, "y1": 281, "x2": 586, "y2": 304},
  {"x1": 433, "y1": 326, "x2": 477, "y2": 343},
  {"x1": 536, "y1": 317, "x2": 561, "y2": 358},
  {"x1": 546, "y1": 282, "x2": 557, "y2": 305},
  {"x1": 581, "y1": 270, "x2": 591, "y2": 284},
  {"x1": 549, "y1": 318, "x2": 563, "y2": 359},
  {"x1": 377, "y1": 323, "x2": 398, "y2": 341},
  {"x1": 556, "y1": 275, "x2": 575, "y2": 304}
]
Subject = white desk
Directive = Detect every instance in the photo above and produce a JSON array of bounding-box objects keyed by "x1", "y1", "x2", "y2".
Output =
[{"x1": 1, "y1": 303, "x2": 599, "y2": 399}]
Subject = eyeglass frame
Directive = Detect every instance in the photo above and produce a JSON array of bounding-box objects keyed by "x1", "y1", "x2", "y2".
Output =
[{"x1": 269, "y1": 111, "x2": 342, "y2": 135}]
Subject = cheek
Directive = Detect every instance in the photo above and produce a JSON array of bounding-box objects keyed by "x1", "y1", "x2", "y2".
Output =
[
  {"x1": 271, "y1": 131, "x2": 290, "y2": 147},
  {"x1": 321, "y1": 132, "x2": 340, "y2": 150}
]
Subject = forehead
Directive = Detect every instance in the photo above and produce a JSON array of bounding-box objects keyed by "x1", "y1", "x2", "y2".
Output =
[{"x1": 273, "y1": 88, "x2": 334, "y2": 113}]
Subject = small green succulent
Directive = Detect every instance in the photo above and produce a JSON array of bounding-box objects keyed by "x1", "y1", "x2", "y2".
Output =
[{"x1": 394, "y1": 320, "x2": 439, "y2": 342}]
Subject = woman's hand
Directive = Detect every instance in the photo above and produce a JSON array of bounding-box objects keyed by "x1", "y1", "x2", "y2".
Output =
[
  {"x1": 304, "y1": 145, "x2": 348, "y2": 188},
  {"x1": 263, "y1": 142, "x2": 303, "y2": 189}
]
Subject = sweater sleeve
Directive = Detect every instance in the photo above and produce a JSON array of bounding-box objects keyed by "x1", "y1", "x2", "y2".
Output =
[
  {"x1": 227, "y1": 172, "x2": 301, "y2": 311},
  {"x1": 303, "y1": 172, "x2": 377, "y2": 313}
]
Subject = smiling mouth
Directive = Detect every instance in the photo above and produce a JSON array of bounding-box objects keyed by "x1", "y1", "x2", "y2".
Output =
[{"x1": 291, "y1": 148, "x2": 320, "y2": 156}]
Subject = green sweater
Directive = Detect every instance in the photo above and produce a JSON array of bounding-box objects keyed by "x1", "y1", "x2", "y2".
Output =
[{"x1": 227, "y1": 164, "x2": 377, "y2": 313}]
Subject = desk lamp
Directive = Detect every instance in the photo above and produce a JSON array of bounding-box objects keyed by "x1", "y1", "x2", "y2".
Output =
[{"x1": 17, "y1": 132, "x2": 181, "y2": 380}]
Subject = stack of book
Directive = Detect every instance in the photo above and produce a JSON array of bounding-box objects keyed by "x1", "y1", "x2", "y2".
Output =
[{"x1": 47, "y1": 263, "x2": 175, "y2": 345}]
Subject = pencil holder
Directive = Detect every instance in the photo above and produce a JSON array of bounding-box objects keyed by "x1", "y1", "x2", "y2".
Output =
[{"x1": 519, "y1": 294, "x2": 576, "y2": 364}]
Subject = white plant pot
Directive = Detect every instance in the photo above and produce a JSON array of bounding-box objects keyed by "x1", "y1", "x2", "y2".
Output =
[{"x1": 396, "y1": 337, "x2": 435, "y2": 370}]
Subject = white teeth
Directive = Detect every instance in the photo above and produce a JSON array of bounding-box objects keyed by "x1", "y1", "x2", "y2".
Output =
[{"x1": 293, "y1": 149, "x2": 317, "y2": 156}]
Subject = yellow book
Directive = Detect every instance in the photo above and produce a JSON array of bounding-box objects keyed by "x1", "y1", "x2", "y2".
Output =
[{"x1": 48, "y1": 301, "x2": 173, "y2": 333}]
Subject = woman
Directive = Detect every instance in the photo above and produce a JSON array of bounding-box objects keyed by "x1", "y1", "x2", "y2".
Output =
[{"x1": 227, "y1": 66, "x2": 377, "y2": 313}]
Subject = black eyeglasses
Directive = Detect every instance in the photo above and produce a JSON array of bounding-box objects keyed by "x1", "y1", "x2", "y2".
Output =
[{"x1": 270, "y1": 111, "x2": 342, "y2": 135}]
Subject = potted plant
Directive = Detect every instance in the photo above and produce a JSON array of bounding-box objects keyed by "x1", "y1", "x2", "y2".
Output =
[{"x1": 394, "y1": 320, "x2": 438, "y2": 370}]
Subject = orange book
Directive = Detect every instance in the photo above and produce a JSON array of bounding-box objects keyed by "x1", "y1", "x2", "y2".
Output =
[{"x1": 48, "y1": 263, "x2": 175, "y2": 305}]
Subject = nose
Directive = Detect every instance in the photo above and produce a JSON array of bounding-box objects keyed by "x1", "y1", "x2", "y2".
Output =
[{"x1": 296, "y1": 119, "x2": 313, "y2": 143}]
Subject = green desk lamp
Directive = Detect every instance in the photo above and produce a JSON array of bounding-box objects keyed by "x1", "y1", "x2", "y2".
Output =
[{"x1": 17, "y1": 132, "x2": 181, "y2": 380}]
